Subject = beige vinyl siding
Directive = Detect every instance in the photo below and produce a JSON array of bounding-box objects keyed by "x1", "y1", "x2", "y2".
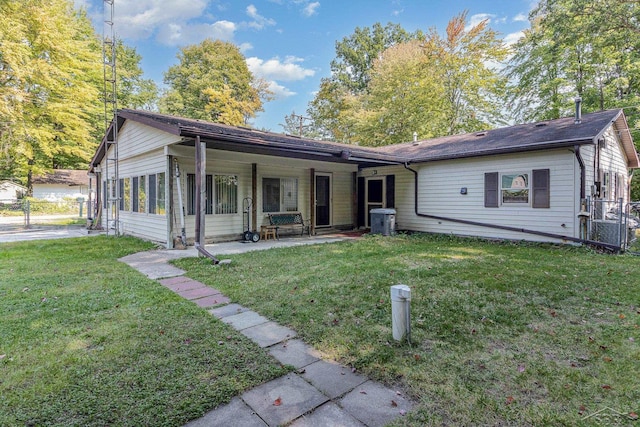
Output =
[
  {"x1": 599, "y1": 127, "x2": 631, "y2": 202},
  {"x1": 117, "y1": 149, "x2": 168, "y2": 243},
  {"x1": 362, "y1": 149, "x2": 579, "y2": 242},
  {"x1": 117, "y1": 121, "x2": 178, "y2": 161}
]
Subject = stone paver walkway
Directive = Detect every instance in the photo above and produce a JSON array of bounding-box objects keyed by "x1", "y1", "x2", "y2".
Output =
[{"x1": 119, "y1": 237, "x2": 413, "y2": 427}]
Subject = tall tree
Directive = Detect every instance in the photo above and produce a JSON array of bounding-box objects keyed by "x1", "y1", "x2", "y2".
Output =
[
  {"x1": 421, "y1": 12, "x2": 509, "y2": 135},
  {"x1": 353, "y1": 40, "x2": 447, "y2": 145},
  {"x1": 507, "y1": 0, "x2": 640, "y2": 122},
  {"x1": 308, "y1": 23, "x2": 421, "y2": 141},
  {"x1": 116, "y1": 41, "x2": 159, "y2": 111},
  {"x1": 0, "y1": 0, "x2": 103, "y2": 193},
  {"x1": 310, "y1": 13, "x2": 508, "y2": 145},
  {"x1": 160, "y1": 39, "x2": 271, "y2": 125}
]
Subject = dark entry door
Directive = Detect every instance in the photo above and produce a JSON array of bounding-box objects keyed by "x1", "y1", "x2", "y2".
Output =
[
  {"x1": 366, "y1": 178, "x2": 384, "y2": 227},
  {"x1": 315, "y1": 174, "x2": 331, "y2": 227}
]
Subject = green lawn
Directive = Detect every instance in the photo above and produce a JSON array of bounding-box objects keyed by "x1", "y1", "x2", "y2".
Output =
[
  {"x1": 175, "y1": 234, "x2": 640, "y2": 426},
  {"x1": 0, "y1": 236, "x2": 288, "y2": 427}
]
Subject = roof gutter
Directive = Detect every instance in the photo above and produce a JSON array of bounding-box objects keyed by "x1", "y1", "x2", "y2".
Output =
[
  {"x1": 179, "y1": 128, "x2": 405, "y2": 165},
  {"x1": 410, "y1": 138, "x2": 594, "y2": 163},
  {"x1": 403, "y1": 162, "x2": 621, "y2": 252}
]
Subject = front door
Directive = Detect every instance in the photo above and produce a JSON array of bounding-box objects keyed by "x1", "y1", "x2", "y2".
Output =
[
  {"x1": 315, "y1": 173, "x2": 331, "y2": 228},
  {"x1": 366, "y1": 177, "x2": 385, "y2": 227}
]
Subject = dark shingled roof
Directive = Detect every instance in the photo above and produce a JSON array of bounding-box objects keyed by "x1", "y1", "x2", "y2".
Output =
[
  {"x1": 33, "y1": 169, "x2": 88, "y2": 186},
  {"x1": 90, "y1": 108, "x2": 638, "y2": 171},
  {"x1": 89, "y1": 109, "x2": 406, "y2": 169},
  {"x1": 377, "y1": 109, "x2": 638, "y2": 167}
]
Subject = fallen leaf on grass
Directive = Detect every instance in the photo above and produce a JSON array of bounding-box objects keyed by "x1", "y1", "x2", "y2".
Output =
[
  {"x1": 0, "y1": 354, "x2": 6, "y2": 360},
  {"x1": 619, "y1": 314, "x2": 626, "y2": 319},
  {"x1": 629, "y1": 412, "x2": 638, "y2": 420},
  {"x1": 578, "y1": 405, "x2": 586, "y2": 415},
  {"x1": 601, "y1": 384, "x2": 612, "y2": 390},
  {"x1": 414, "y1": 354, "x2": 421, "y2": 361},
  {"x1": 506, "y1": 396, "x2": 515, "y2": 405},
  {"x1": 517, "y1": 364, "x2": 525, "y2": 373},
  {"x1": 548, "y1": 310, "x2": 557, "y2": 317},
  {"x1": 273, "y1": 397, "x2": 282, "y2": 406},
  {"x1": 603, "y1": 357, "x2": 612, "y2": 362}
]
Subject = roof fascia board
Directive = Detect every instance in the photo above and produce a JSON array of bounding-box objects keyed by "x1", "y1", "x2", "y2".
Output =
[{"x1": 118, "y1": 110, "x2": 181, "y2": 136}]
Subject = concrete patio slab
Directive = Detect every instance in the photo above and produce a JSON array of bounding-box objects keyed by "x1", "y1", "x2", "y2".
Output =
[
  {"x1": 301, "y1": 360, "x2": 367, "y2": 399},
  {"x1": 268, "y1": 339, "x2": 321, "y2": 369},
  {"x1": 289, "y1": 402, "x2": 365, "y2": 427},
  {"x1": 177, "y1": 286, "x2": 221, "y2": 300},
  {"x1": 184, "y1": 397, "x2": 267, "y2": 427},
  {"x1": 242, "y1": 374, "x2": 328, "y2": 427},
  {"x1": 209, "y1": 303, "x2": 251, "y2": 319},
  {"x1": 241, "y1": 321, "x2": 297, "y2": 348},
  {"x1": 219, "y1": 310, "x2": 269, "y2": 330},
  {"x1": 339, "y1": 381, "x2": 412, "y2": 427}
]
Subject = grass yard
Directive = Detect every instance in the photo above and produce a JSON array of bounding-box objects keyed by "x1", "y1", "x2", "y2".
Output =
[
  {"x1": 0, "y1": 236, "x2": 288, "y2": 427},
  {"x1": 175, "y1": 233, "x2": 640, "y2": 426}
]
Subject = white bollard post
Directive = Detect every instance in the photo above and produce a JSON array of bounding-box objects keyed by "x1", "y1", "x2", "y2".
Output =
[{"x1": 390, "y1": 284, "x2": 411, "y2": 342}]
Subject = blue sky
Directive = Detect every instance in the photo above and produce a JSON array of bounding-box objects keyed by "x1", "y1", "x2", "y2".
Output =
[{"x1": 76, "y1": 0, "x2": 534, "y2": 132}]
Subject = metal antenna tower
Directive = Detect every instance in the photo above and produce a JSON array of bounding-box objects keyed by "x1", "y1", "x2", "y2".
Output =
[{"x1": 103, "y1": 0, "x2": 119, "y2": 235}]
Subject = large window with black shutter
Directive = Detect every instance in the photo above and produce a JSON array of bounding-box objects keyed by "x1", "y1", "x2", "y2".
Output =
[
  {"x1": 484, "y1": 172, "x2": 499, "y2": 207},
  {"x1": 531, "y1": 169, "x2": 550, "y2": 208},
  {"x1": 484, "y1": 169, "x2": 549, "y2": 208}
]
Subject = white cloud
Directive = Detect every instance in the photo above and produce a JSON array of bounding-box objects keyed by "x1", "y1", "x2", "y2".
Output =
[
  {"x1": 267, "y1": 81, "x2": 296, "y2": 98},
  {"x1": 239, "y1": 42, "x2": 254, "y2": 53},
  {"x1": 513, "y1": 13, "x2": 528, "y2": 22},
  {"x1": 114, "y1": 0, "x2": 209, "y2": 40},
  {"x1": 246, "y1": 4, "x2": 276, "y2": 30},
  {"x1": 303, "y1": 1, "x2": 320, "y2": 17},
  {"x1": 246, "y1": 56, "x2": 315, "y2": 81},
  {"x1": 156, "y1": 20, "x2": 237, "y2": 46},
  {"x1": 392, "y1": 9, "x2": 404, "y2": 16},
  {"x1": 503, "y1": 31, "x2": 525, "y2": 46},
  {"x1": 465, "y1": 13, "x2": 495, "y2": 32}
]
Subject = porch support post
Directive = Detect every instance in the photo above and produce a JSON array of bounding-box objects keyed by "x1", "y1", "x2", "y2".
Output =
[
  {"x1": 310, "y1": 168, "x2": 315, "y2": 235},
  {"x1": 195, "y1": 136, "x2": 206, "y2": 248},
  {"x1": 166, "y1": 155, "x2": 174, "y2": 249},
  {"x1": 352, "y1": 171, "x2": 358, "y2": 229},
  {"x1": 252, "y1": 163, "x2": 257, "y2": 232}
]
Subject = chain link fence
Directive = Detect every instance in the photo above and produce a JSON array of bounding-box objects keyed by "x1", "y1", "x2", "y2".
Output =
[
  {"x1": 588, "y1": 198, "x2": 639, "y2": 250},
  {"x1": 0, "y1": 198, "x2": 87, "y2": 229}
]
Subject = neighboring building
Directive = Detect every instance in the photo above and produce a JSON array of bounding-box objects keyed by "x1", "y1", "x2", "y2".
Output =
[
  {"x1": 0, "y1": 180, "x2": 26, "y2": 201},
  {"x1": 32, "y1": 169, "x2": 90, "y2": 201},
  {"x1": 89, "y1": 107, "x2": 639, "y2": 250}
]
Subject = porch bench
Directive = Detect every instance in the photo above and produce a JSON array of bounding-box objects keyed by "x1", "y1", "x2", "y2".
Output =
[{"x1": 267, "y1": 212, "x2": 310, "y2": 238}]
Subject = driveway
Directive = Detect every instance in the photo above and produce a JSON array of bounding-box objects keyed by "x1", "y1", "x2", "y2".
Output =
[{"x1": 0, "y1": 225, "x2": 95, "y2": 243}]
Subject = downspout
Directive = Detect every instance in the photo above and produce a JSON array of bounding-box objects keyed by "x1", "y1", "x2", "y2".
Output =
[
  {"x1": 575, "y1": 145, "x2": 588, "y2": 240},
  {"x1": 403, "y1": 163, "x2": 621, "y2": 252}
]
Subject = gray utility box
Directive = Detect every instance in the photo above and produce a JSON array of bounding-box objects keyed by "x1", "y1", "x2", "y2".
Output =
[{"x1": 370, "y1": 208, "x2": 396, "y2": 236}]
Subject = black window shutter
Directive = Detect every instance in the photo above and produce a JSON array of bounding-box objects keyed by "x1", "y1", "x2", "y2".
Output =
[
  {"x1": 357, "y1": 177, "x2": 365, "y2": 227},
  {"x1": 484, "y1": 172, "x2": 499, "y2": 207},
  {"x1": 386, "y1": 175, "x2": 395, "y2": 209},
  {"x1": 532, "y1": 169, "x2": 550, "y2": 208}
]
